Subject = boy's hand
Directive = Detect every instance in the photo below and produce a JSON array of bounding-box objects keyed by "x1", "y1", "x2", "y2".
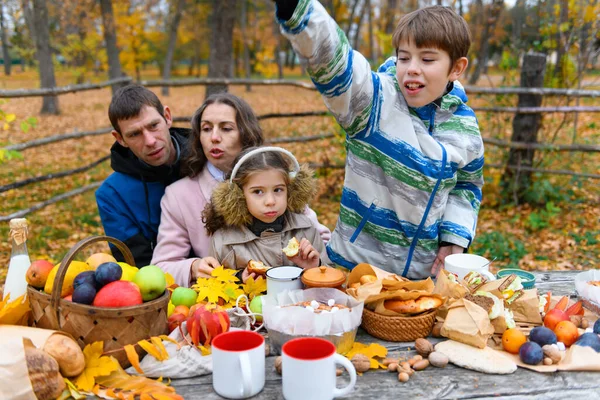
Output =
[
  {"x1": 286, "y1": 238, "x2": 320, "y2": 269},
  {"x1": 431, "y1": 245, "x2": 464, "y2": 276},
  {"x1": 241, "y1": 267, "x2": 257, "y2": 283},
  {"x1": 191, "y1": 256, "x2": 220, "y2": 279}
]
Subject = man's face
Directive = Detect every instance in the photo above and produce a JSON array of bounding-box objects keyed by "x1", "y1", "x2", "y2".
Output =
[
  {"x1": 395, "y1": 40, "x2": 467, "y2": 108},
  {"x1": 113, "y1": 105, "x2": 175, "y2": 167},
  {"x1": 243, "y1": 169, "x2": 288, "y2": 224},
  {"x1": 199, "y1": 103, "x2": 243, "y2": 173}
]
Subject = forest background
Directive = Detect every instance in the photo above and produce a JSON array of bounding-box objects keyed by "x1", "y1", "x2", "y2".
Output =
[{"x1": 0, "y1": 0, "x2": 598, "y2": 281}]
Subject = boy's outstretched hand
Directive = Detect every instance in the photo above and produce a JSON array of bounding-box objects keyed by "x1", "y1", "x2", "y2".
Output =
[
  {"x1": 286, "y1": 238, "x2": 320, "y2": 269},
  {"x1": 431, "y1": 245, "x2": 464, "y2": 276}
]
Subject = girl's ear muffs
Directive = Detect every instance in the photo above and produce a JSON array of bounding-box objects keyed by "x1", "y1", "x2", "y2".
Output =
[
  {"x1": 287, "y1": 164, "x2": 317, "y2": 213},
  {"x1": 212, "y1": 181, "x2": 253, "y2": 227}
]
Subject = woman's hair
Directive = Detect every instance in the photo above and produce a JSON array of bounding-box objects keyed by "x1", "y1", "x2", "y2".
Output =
[
  {"x1": 182, "y1": 93, "x2": 265, "y2": 177},
  {"x1": 202, "y1": 148, "x2": 292, "y2": 234}
]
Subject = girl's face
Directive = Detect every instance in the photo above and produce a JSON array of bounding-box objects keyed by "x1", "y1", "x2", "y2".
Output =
[
  {"x1": 200, "y1": 103, "x2": 243, "y2": 173},
  {"x1": 243, "y1": 169, "x2": 288, "y2": 223}
]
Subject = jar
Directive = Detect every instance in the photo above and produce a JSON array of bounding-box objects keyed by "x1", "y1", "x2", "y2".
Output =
[{"x1": 301, "y1": 266, "x2": 347, "y2": 291}]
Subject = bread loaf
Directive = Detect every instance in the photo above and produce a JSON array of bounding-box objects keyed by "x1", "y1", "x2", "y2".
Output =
[
  {"x1": 384, "y1": 296, "x2": 442, "y2": 314},
  {"x1": 43, "y1": 334, "x2": 85, "y2": 377},
  {"x1": 24, "y1": 340, "x2": 66, "y2": 400}
]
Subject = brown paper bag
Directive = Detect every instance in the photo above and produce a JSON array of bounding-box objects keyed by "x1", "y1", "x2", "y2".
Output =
[
  {"x1": 510, "y1": 289, "x2": 543, "y2": 324},
  {"x1": 441, "y1": 298, "x2": 495, "y2": 349},
  {"x1": 503, "y1": 345, "x2": 600, "y2": 372},
  {"x1": 434, "y1": 270, "x2": 468, "y2": 320}
]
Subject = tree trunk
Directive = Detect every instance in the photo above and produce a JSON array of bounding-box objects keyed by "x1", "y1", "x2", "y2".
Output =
[
  {"x1": 366, "y1": 0, "x2": 375, "y2": 62},
  {"x1": 162, "y1": 0, "x2": 186, "y2": 96},
  {"x1": 501, "y1": 53, "x2": 547, "y2": 204},
  {"x1": 99, "y1": 0, "x2": 124, "y2": 95},
  {"x1": 241, "y1": 0, "x2": 251, "y2": 91},
  {"x1": 32, "y1": 0, "x2": 59, "y2": 114},
  {"x1": 384, "y1": 0, "x2": 398, "y2": 34},
  {"x1": 553, "y1": 0, "x2": 569, "y2": 86},
  {"x1": 457, "y1": 0, "x2": 464, "y2": 16},
  {"x1": 468, "y1": 0, "x2": 504, "y2": 85},
  {"x1": 344, "y1": 0, "x2": 360, "y2": 38},
  {"x1": 511, "y1": 0, "x2": 525, "y2": 49},
  {"x1": 353, "y1": 0, "x2": 366, "y2": 51},
  {"x1": 0, "y1": 1, "x2": 11, "y2": 75},
  {"x1": 21, "y1": 0, "x2": 36, "y2": 45},
  {"x1": 206, "y1": 0, "x2": 236, "y2": 98}
]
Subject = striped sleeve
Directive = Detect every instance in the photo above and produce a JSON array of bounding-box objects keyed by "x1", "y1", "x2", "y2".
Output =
[{"x1": 277, "y1": 0, "x2": 376, "y2": 138}]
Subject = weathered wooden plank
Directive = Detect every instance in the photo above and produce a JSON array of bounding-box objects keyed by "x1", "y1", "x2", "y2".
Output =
[{"x1": 167, "y1": 271, "x2": 599, "y2": 399}]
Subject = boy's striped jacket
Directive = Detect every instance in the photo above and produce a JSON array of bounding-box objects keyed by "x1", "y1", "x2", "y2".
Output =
[{"x1": 278, "y1": 0, "x2": 484, "y2": 279}]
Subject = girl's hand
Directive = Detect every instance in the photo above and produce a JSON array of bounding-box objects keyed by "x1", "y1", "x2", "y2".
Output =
[
  {"x1": 241, "y1": 267, "x2": 257, "y2": 283},
  {"x1": 287, "y1": 238, "x2": 320, "y2": 269},
  {"x1": 431, "y1": 245, "x2": 464, "y2": 276},
  {"x1": 191, "y1": 257, "x2": 220, "y2": 280}
]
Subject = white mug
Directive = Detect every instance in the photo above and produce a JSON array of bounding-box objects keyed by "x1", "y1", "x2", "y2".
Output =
[
  {"x1": 282, "y1": 337, "x2": 357, "y2": 400},
  {"x1": 444, "y1": 253, "x2": 496, "y2": 281},
  {"x1": 266, "y1": 266, "x2": 304, "y2": 296},
  {"x1": 212, "y1": 330, "x2": 265, "y2": 399}
]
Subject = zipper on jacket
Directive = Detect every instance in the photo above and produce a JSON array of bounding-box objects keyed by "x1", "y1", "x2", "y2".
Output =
[{"x1": 349, "y1": 199, "x2": 378, "y2": 243}]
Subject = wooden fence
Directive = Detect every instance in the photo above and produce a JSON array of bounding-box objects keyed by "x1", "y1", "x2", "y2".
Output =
[{"x1": 1, "y1": 77, "x2": 599, "y2": 222}]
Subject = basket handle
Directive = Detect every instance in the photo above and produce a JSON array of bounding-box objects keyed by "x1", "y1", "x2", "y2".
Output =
[{"x1": 50, "y1": 236, "x2": 135, "y2": 312}]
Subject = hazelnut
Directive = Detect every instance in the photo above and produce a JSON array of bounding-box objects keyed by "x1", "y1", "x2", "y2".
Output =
[
  {"x1": 415, "y1": 338, "x2": 434, "y2": 357},
  {"x1": 542, "y1": 345, "x2": 561, "y2": 364},
  {"x1": 387, "y1": 363, "x2": 398, "y2": 372},
  {"x1": 336, "y1": 368, "x2": 343, "y2": 376},
  {"x1": 543, "y1": 357, "x2": 553, "y2": 366},
  {"x1": 382, "y1": 358, "x2": 398, "y2": 366},
  {"x1": 413, "y1": 355, "x2": 423, "y2": 361},
  {"x1": 570, "y1": 315, "x2": 583, "y2": 328},
  {"x1": 432, "y1": 321, "x2": 444, "y2": 338},
  {"x1": 412, "y1": 359, "x2": 430, "y2": 371},
  {"x1": 581, "y1": 318, "x2": 589, "y2": 329},
  {"x1": 274, "y1": 356, "x2": 282, "y2": 375},
  {"x1": 400, "y1": 361, "x2": 411, "y2": 371},
  {"x1": 351, "y1": 353, "x2": 371, "y2": 373},
  {"x1": 398, "y1": 372, "x2": 410, "y2": 382},
  {"x1": 428, "y1": 352, "x2": 449, "y2": 368}
]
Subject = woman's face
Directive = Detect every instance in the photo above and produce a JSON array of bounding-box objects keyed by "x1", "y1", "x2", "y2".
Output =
[{"x1": 200, "y1": 103, "x2": 243, "y2": 173}]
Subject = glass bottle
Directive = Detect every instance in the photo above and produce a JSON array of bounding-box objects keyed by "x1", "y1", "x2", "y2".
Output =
[{"x1": 3, "y1": 218, "x2": 31, "y2": 301}]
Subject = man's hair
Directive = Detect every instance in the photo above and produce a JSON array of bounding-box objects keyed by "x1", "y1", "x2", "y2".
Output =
[
  {"x1": 108, "y1": 84, "x2": 165, "y2": 134},
  {"x1": 392, "y1": 6, "x2": 471, "y2": 67},
  {"x1": 182, "y1": 93, "x2": 265, "y2": 177}
]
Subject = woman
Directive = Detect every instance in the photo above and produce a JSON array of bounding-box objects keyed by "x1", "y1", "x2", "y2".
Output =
[{"x1": 151, "y1": 93, "x2": 330, "y2": 287}]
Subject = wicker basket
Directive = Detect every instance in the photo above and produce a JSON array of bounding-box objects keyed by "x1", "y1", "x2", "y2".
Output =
[
  {"x1": 361, "y1": 307, "x2": 436, "y2": 342},
  {"x1": 27, "y1": 236, "x2": 169, "y2": 367}
]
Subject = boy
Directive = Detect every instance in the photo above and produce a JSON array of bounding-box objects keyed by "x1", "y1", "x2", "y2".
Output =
[{"x1": 274, "y1": 1, "x2": 484, "y2": 279}]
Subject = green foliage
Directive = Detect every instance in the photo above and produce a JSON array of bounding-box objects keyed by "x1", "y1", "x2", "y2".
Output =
[
  {"x1": 570, "y1": 230, "x2": 600, "y2": 246},
  {"x1": 472, "y1": 231, "x2": 527, "y2": 269},
  {"x1": 525, "y1": 202, "x2": 562, "y2": 232},
  {"x1": 521, "y1": 175, "x2": 573, "y2": 205}
]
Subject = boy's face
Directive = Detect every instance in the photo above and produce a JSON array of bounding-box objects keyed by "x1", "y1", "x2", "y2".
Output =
[
  {"x1": 113, "y1": 105, "x2": 175, "y2": 167},
  {"x1": 243, "y1": 169, "x2": 288, "y2": 224},
  {"x1": 395, "y1": 40, "x2": 468, "y2": 108}
]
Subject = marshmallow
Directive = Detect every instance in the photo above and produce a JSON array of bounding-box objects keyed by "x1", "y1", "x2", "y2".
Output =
[
  {"x1": 327, "y1": 299, "x2": 335, "y2": 307},
  {"x1": 310, "y1": 300, "x2": 320, "y2": 309}
]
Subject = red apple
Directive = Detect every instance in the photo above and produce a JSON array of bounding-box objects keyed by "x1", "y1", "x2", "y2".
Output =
[
  {"x1": 92, "y1": 281, "x2": 143, "y2": 307},
  {"x1": 186, "y1": 304, "x2": 230, "y2": 346},
  {"x1": 26, "y1": 259, "x2": 55, "y2": 289},
  {"x1": 168, "y1": 313, "x2": 187, "y2": 332},
  {"x1": 544, "y1": 308, "x2": 570, "y2": 330}
]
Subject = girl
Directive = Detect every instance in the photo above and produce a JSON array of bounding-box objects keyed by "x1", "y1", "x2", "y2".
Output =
[{"x1": 203, "y1": 146, "x2": 324, "y2": 282}]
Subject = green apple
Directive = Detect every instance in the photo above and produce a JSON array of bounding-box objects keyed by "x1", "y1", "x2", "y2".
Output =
[
  {"x1": 171, "y1": 287, "x2": 197, "y2": 308},
  {"x1": 133, "y1": 265, "x2": 167, "y2": 302},
  {"x1": 249, "y1": 295, "x2": 264, "y2": 322}
]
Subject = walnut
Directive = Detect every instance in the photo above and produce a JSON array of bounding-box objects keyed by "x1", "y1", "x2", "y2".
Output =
[
  {"x1": 542, "y1": 345, "x2": 561, "y2": 364},
  {"x1": 351, "y1": 353, "x2": 371, "y2": 373},
  {"x1": 432, "y1": 322, "x2": 444, "y2": 338},
  {"x1": 274, "y1": 356, "x2": 282, "y2": 375},
  {"x1": 415, "y1": 337, "x2": 434, "y2": 357}
]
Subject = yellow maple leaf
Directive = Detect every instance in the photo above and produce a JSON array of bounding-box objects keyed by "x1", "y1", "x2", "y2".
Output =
[
  {"x1": 75, "y1": 342, "x2": 119, "y2": 392},
  {"x1": 211, "y1": 265, "x2": 239, "y2": 283},
  {"x1": 242, "y1": 276, "x2": 267, "y2": 300},
  {"x1": 0, "y1": 294, "x2": 30, "y2": 325},
  {"x1": 345, "y1": 342, "x2": 388, "y2": 369},
  {"x1": 195, "y1": 278, "x2": 227, "y2": 304}
]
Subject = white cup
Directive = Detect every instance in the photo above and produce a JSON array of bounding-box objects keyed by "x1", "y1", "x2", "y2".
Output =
[
  {"x1": 282, "y1": 337, "x2": 357, "y2": 400},
  {"x1": 212, "y1": 330, "x2": 265, "y2": 399},
  {"x1": 444, "y1": 253, "x2": 496, "y2": 281},
  {"x1": 266, "y1": 266, "x2": 304, "y2": 296}
]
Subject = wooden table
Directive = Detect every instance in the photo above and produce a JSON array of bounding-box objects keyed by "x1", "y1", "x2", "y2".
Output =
[{"x1": 170, "y1": 271, "x2": 600, "y2": 399}]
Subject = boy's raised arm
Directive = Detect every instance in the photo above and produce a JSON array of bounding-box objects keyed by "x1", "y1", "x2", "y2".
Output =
[{"x1": 275, "y1": 0, "x2": 378, "y2": 139}]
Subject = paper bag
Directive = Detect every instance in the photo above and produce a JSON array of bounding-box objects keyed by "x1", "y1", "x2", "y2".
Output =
[
  {"x1": 441, "y1": 298, "x2": 495, "y2": 349},
  {"x1": 434, "y1": 270, "x2": 468, "y2": 320},
  {"x1": 503, "y1": 345, "x2": 600, "y2": 373},
  {"x1": 510, "y1": 289, "x2": 543, "y2": 324}
]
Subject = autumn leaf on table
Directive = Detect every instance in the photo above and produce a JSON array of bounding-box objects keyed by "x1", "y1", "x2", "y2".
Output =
[
  {"x1": 242, "y1": 276, "x2": 267, "y2": 300},
  {"x1": 75, "y1": 341, "x2": 119, "y2": 392},
  {"x1": 0, "y1": 294, "x2": 30, "y2": 325},
  {"x1": 194, "y1": 278, "x2": 227, "y2": 304},
  {"x1": 345, "y1": 342, "x2": 388, "y2": 369},
  {"x1": 211, "y1": 265, "x2": 240, "y2": 283}
]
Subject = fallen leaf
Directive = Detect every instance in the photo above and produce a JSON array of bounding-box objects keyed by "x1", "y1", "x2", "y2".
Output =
[
  {"x1": 75, "y1": 341, "x2": 119, "y2": 392},
  {"x1": 0, "y1": 294, "x2": 30, "y2": 325},
  {"x1": 124, "y1": 344, "x2": 143, "y2": 374},
  {"x1": 345, "y1": 342, "x2": 388, "y2": 369},
  {"x1": 242, "y1": 276, "x2": 267, "y2": 300}
]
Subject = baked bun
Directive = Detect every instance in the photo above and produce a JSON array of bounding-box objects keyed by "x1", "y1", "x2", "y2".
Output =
[
  {"x1": 359, "y1": 274, "x2": 377, "y2": 285},
  {"x1": 247, "y1": 259, "x2": 270, "y2": 275},
  {"x1": 384, "y1": 296, "x2": 442, "y2": 315},
  {"x1": 282, "y1": 237, "x2": 300, "y2": 257},
  {"x1": 348, "y1": 282, "x2": 361, "y2": 290}
]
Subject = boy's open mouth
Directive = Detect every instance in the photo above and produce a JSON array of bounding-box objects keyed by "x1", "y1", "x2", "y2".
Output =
[{"x1": 405, "y1": 82, "x2": 425, "y2": 90}]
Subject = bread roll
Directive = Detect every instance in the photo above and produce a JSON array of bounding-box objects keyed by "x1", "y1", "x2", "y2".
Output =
[
  {"x1": 282, "y1": 237, "x2": 300, "y2": 257},
  {"x1": 359, "y1": 274, "x2": 377, "y2": 285},
  {"x1": 348, "y1": 282, "x2": 361, "y2": 290},
  {"x1": 43, "y1": 334, "x2": 85, "y2": 377},
  {"x1": 384, "y1": 296, "x2": 442, "y2": 314},
  {"x1": 25, "y1": 341, "x2": 66, "y2": 400},
  {"x1": 247, "y1": 260, "x2": 270, "y2": 276}
]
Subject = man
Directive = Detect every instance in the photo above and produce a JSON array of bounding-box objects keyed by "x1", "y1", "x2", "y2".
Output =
[{"x1": 96, "y1": 84, "x2": 190, "y2": 266}]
